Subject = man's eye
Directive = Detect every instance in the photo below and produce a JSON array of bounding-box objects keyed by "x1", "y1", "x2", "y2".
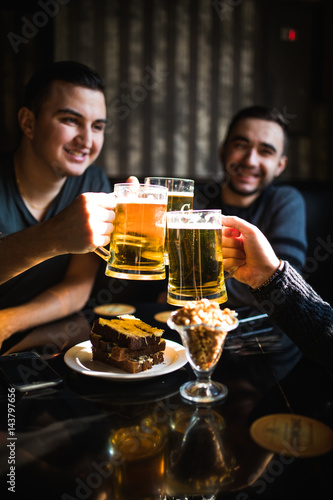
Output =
[
  {"x1": 93, "y1": 123, "x2": 105, "y2": 132},
  {"x1": 234, "y1": 142, "x2": 249, "y2": 150},
  {"x1": 62, "y1": 117, "x2": 78, "y2": 124},
  {"x1": 260, "y1": 148, "x2": 274, "y2": 156}
]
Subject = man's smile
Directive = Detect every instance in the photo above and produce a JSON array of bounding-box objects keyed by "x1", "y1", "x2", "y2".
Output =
[{"x1": 64, "y1": 148, "x2": 89, "y2": 160}]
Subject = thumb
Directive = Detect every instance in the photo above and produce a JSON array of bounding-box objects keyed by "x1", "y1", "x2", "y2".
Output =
[{"x1": 126, "y1": 176, "x2": 140, "y2": 186}]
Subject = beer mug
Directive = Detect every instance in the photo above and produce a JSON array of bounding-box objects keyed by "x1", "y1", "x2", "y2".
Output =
[
  {"x1": 144, "y1": 177, "x2": 194, "y2": 212},
  {"x1": 144, "y1": 177, "x2": 194, "y2": 264},
  {"x1": 94, "y1": 183, "x2": 168, "y2": 280},
  {"x1": 166, "y1": 209, "x2": 228, "y2": 305}
]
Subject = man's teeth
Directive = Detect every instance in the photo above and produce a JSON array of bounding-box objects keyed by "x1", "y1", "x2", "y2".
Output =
[{"x1": 67, "y1": 150, "x2": 86, "y2": 157}]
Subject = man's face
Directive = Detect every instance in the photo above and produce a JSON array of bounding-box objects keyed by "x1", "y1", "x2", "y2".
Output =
[
  {"x1": 28, "y1": 81, "x2": 107, "y2": 178},
  {"x1": 220, "y1": 118, "x2": 287, "y2": 197}
]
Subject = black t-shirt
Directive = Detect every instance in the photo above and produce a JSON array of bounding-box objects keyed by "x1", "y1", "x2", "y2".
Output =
[{"x1": 0, "y1": 153, "x2": 110, "y2": 308}]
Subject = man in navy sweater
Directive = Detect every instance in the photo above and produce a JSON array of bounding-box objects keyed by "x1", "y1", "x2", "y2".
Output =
[{"x1": 200, "y1": 106, "x2": 307, "y2": 309}]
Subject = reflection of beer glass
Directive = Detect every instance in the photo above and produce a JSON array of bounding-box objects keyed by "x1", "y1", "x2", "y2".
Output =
[
  {"x1": 144, "y1": 177, "x2": 194, "y2": 264},
  {"x1": 94, "y1": 183, "x2": 168, "y2": 280},
  {"x1": 166, "y1": 210, "x2": 227, "y2": 305},
  {"x1": 109, "y1": 417, "x2": 165, "y2": 500}
]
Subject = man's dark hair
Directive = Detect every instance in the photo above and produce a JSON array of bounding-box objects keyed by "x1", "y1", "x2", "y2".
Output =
[
  {"x1": 224, "y1": 105, "x2": 289, "y2": 155},
  {"x1": 22, "y1": 60, "x2": 105, "y2": 116}
]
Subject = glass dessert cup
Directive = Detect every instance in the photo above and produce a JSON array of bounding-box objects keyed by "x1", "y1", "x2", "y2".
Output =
[{"x1": 167, "y1": 316, "x2": 238, "y2": 403}]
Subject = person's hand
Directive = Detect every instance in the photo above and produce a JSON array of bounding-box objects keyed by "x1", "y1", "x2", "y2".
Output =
[
  {"x1": 48, "y1": 178, "x2": 139, "y2": 255},
  {"x1": 222, "y1": 215, "x2": 280, "y2": 289},
  {"x1": 45, "y1": 192, "x2": 116, "y2": 254}
]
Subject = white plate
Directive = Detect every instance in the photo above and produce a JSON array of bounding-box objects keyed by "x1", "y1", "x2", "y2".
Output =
[{"x1": 64, "y1": 339, "x2": 187, "y2": 381}]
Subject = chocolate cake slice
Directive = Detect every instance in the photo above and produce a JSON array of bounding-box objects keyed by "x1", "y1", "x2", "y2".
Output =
[{"x1": 90, "y1": 315, "x2": 166, "y2": 373}]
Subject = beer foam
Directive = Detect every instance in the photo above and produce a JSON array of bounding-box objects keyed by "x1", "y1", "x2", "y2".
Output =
[
  {"x1": 116, "y1": 196, "x2": 167, "y2": 204},
  {"x1": 167, "y1": 222, "x2": 222, "y2": 229}
]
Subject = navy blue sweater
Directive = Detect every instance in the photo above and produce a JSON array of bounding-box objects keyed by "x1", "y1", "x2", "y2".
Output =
[{"x1": 252, "y1": 261, "x2": 333, "y2": 372}]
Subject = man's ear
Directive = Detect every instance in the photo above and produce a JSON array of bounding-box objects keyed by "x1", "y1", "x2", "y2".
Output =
[
  {"x1": 17, "y1": 107, "x2": 35, "y2": 140},
  {"x1": 274, "y1": 155, "x2": 288, "y2": 178}
]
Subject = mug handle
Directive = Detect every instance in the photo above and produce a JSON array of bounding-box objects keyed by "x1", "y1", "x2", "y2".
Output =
[{"x1": 94, "y1": 246, "x2": 110, "y2": 262}]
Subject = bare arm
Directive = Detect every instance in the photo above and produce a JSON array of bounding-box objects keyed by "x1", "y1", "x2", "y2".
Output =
[
  {"x1": 0, "y1": 252, "x2": 99, "y2": 348},
  {"x1": 0, "y1": 192, "x2": 115, "y2": 285}
]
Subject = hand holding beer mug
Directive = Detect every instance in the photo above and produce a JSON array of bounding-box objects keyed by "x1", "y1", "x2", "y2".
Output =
[
  {"x1": 94, "y1": 183, "x2": 168, "y2": 280},
  {"x1": 144, "y1": 177, "x2": 195, "y2": 265},
  {"x1": 166, "y1": 210, "x2": 228, "y2": 305}
]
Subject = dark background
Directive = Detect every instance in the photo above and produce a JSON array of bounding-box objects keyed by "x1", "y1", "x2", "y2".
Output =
[{"x1": 0, "y1": 0, "x2": 332, "y2": 181}]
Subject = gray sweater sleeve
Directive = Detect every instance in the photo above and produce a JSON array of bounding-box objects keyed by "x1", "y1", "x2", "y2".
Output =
[{"x1": 251, "y1": 261, "x2": 333, "y2": 372}]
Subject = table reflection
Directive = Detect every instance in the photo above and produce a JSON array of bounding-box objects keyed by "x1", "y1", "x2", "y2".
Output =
[
  {"x1": 109, "y1": 415, "x2": 166, "y2": 500},
  {"x1": 167, "y1": 406, "x2": 236, "y2": 496}
]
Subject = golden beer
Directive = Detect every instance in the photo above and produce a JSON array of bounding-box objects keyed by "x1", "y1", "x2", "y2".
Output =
[
  {"x1": 106, "y1": 200, "x2": 167, "y2": 280},
  {"x1": 166, "y1": 211, "x2": 228, "y2": 305},
  {"x1": 167, "y1": 192, "x2": 193, "y2": 212},
  {"x1": 164, "y1": 192, "x2": 194, "y2": 264},
  {"x1": 144, "y1": 178, "x2": 195, "y2": 265}
]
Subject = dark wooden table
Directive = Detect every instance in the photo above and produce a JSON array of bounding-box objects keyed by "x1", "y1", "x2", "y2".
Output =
[{"x1": 0, "y1": 303, "x2": 332, "y2": 500}]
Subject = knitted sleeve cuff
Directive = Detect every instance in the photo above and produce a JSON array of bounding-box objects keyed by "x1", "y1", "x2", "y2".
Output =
[
  {"x1": 253, "y1": 260, "x2": 285, "y2": 292},
  {"x1": 251, "y1": 260, "x2": 289, "y2": 301}
]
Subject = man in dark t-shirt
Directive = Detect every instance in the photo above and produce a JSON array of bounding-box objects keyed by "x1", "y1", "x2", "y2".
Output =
[{"x1": 0, "y1": 61, "x2": 115, "y2": 350}]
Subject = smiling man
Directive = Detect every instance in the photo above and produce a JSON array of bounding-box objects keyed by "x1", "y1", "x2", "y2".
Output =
[
  {"x1": 221, "y1": 113, "x2": 287, "y2": 205},
  {"x1": 202, "y1": 106, "x2": 307, "y2": 310},
  {"x1": 209, "y1": 106, "x2": 308, "y2": 373},
  {"x1": 0, "y1": 61, "x2": 114, "y2": 352}
]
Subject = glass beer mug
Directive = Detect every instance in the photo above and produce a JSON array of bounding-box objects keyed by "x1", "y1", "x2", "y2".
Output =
[
  {"x1": 94, "y1": 183, "x2": 168, "y2": 280},
  {"x1": 166, "y1": 209, "x2": 228, "y2": 305},
  {"x1": 144, "y1": 177, "x2": 195, "y2": 265}
]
